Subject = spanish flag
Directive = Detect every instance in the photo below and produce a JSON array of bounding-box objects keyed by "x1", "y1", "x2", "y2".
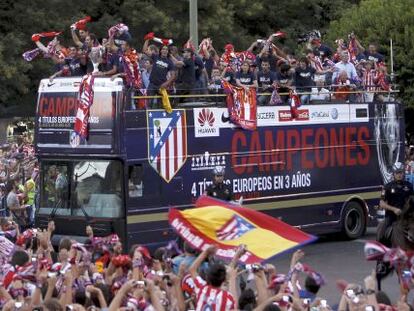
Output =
[{"x1": 169, "y1": 196, "x2": 316, "y2": 264}]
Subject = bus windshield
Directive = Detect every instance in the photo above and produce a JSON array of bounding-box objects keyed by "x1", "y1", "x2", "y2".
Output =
[{"x1": 38, "y1": 160, "x2": 123, "y2": 218}]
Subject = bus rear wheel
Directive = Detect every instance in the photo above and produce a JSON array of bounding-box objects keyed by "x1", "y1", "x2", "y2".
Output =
[{"x1": 341, "y1": 201, "x2": 366, "y2": 239}]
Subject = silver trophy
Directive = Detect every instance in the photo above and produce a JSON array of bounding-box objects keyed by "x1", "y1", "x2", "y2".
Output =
[{"x1": 89, "y1": 46, "x2": 104, "y2": 73}]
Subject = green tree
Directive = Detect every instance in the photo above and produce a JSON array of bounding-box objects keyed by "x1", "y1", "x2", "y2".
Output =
[{"x1": 326, "y1": 0, "x2": 414, "y2": 107}]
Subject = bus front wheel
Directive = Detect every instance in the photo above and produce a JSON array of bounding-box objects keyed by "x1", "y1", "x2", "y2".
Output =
[{"x1": 341, "y1": 201, "x2": 366, "y2": 239}]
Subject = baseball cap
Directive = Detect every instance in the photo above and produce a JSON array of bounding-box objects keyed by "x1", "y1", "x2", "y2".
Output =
[
  {"x1": 213, "y1": 166, "x2": 225, "y2": 176},
  {"x1": 392, "y1": 162, "x2": 404, "y2": 173}
]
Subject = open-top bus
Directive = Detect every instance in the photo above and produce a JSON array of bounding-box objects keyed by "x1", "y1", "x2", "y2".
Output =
[{"x1": 34, "y1": 77, "x2": 404, "y2": 249}]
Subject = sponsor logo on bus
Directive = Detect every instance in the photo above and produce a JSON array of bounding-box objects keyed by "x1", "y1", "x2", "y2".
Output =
[
  {"x1": 297, "y1": 110, "x2": 310, "y2": 120},
  {"x1": 311, "y1": 111, "x2": 330, "y2": 119},
  {"x1": 191, "y1": 151, "x2": 226, "y2": 171},
  {"x1": 278, "y1": 110, "x2": 292, "y2": 121},
  {"x1": 257, "y1": 111, "x2": 276, "y2": 120},
  {"x1": 331, "y1": 108, "x2": 339, "y2": 120},
  {"x1": 278, "y1": 109, "x2": 309, "y2": 121},
  {"x1": 194, "y1": 108, "x2": 220, "y2": 137}
]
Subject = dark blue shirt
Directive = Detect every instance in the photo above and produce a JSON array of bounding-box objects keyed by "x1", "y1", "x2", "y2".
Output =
[
  {"x1": 149, "y1": 55, "x2": 175, "y2": 87},
  {"x1": 194, "y1": 55, "x2": 205, "y2": 80},
  {"x1": 68, "y1": 58, "x2": 87, "y2": 76},
  {"x1": 257, "y1": 70, "x2": 277, "y2": 92},
  {"x1": 177, "y1": 58, "x2": 196, "y2": 87},
  {"x1": 295, "y1": 66, "x2": 316, "y2": 91},
  {"x1": 364, "y1": 51, "x2": 385, "y2": 63},
  {"x1": 313, "y1": 43, "x2": 333, "y2": 59},
  {"x1": 223, "y1": 71, "x2": 236, "y2": 85},
  {"x1": 236, "y1": 71, "x2": 256, "y2": 85}
]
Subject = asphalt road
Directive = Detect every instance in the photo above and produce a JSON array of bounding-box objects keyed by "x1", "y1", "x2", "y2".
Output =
[{"x1": 268, "y1": 227, "x2": 402, "y2": 305}]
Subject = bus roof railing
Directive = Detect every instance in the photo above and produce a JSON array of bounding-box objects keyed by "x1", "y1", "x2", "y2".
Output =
[{"x1": 132, "y1": 89, "x2": 399, "y2": 99}]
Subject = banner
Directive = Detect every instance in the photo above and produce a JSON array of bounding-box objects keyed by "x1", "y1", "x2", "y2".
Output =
[
  {"x1": 222, "y1": 81, "x2": 257, "y2": 130},
  {"x1": 169, "y1": 196, "x2": 316, "y2": 263},
  {"x1": 147, "y1": 109, "x2": 187, "y2": 182},
  {"x1": 71, "y1": 74, "x2": 95, "y2": 147}
]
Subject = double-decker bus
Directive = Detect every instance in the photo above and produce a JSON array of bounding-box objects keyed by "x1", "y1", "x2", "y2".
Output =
[{"x1": 34, "y1": 77, "x2": 404, "y2": 249}]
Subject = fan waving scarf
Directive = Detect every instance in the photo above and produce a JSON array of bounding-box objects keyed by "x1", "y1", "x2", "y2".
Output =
[
  {"x1": 222, "y1": 80, "x2": 257, "y2": 130},
  {"x1": 169, "y1": 196, "x2": 316, "y2": 264}
]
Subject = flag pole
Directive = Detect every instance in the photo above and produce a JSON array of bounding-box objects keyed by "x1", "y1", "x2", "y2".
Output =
[
  {"x1": 189, "y1": 0, "x2": 198, "y2": 47},
  {"x1": 390, "y1": 38, "x2": 394, "y2": 82}
]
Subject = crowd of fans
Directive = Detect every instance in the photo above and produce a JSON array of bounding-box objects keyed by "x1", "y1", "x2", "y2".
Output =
[
  {"x1": 0, "y1": 220, "x2": 411, "y2": 311},
  {"x1": 27, "y1": 18, "x2": 394, "y2": 107},
  {"x1": 0, "y1": 135, "x2": 38, "y2": 229}
]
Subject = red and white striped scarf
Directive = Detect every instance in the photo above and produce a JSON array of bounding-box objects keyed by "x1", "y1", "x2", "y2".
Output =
[
  {"x1": 23, "y1": 32, "x2": 64, "y2": 62},
  {"x1": 74, "y1": 75, "x2": 95, "y2": 138},
  {"x1": 222, "y1": 80, "x2": 257, "y2": 130},
  {"x1": 348, "y1": 37, "x2": 358, "y2": 64},
  {"x1": 289, "y1": 90, "x2": 301, "y2": 119},
  {"x1": 122, "y1": 48, "x2": 142, "y2": 89},
  {"x1": 0, "y1": 236, "x2": 14, "y2": 262},
  {"x1": 198, "y1": 38, "x2": 211, "y2": 58}
]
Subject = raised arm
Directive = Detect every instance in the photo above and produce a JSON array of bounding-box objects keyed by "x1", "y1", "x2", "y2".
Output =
[
  {"x1": 143, "y1": 39, "x2": 150, "y2": 55},
  {"x1": 170, "y1": 54, "x2": 184, "y2": 68},
  {"x1": 70, "y1": 27, "x2": 83, "y2": 48},
  {"x1": 189, "y1": 245, "x2": 217, "y2": 279},
  {"x1": 247, "y1": 41, "x2": 259, "y2": 53},
  {"x1": 34, "y1": 40, "x2": 49, "y2": 54}
]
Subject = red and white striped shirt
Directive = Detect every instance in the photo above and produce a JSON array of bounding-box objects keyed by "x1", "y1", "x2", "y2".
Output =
[
  {"x1": 193, "y1": 276, "x2": 236, "y2": 311},
  {"x1": 361, "y1": 68, "x2": 377, "y2": 92}
]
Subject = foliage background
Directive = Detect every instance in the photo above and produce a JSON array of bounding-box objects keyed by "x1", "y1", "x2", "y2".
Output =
[{"x1": 1, "y1": 0, "x2": 359, "y2": 110}]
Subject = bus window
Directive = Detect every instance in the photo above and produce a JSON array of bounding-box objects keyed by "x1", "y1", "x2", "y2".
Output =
[
  {"x1": 38, "y1": 160, "x2": 123, "y2": 218},
  {"x1": 74, "y1": 160, "x2": 123, "y2": 218},
  {"x1": 40, "y1": 162, "x2": 70, "y2": 215},
  {"x1": 128, "y1": 165, "x2": 143, "y2": 198}
]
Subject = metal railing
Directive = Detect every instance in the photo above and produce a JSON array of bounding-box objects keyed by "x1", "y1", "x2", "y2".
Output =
[{"x1": 132, "y1": 89, "x2": 399, "y2": 100}]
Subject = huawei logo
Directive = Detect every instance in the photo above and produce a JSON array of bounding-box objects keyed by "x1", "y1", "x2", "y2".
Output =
[{"x1": 197, "y1": 108, "x2": 215, "y2": 127}]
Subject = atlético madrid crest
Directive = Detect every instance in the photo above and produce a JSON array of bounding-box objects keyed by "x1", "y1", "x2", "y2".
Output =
[{"x1": 147, "y1": 110, "x2": 187, "y2": 182}]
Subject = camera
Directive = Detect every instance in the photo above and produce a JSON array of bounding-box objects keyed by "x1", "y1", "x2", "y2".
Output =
[
  {"x1": 365, "y1": 306, "x2": 374, "y2": 311},
  {"x1": 402, "y1": 270, "x2": 412, "y2": 279},
  {"x1": 320, "y1": 300, "x2": 327, "y2": 308},
  {"x1": 282, "y1": 295, "x2": 293, "y2": 303},
  {"x1": 346, "y1": 289, "x2": 355, "y2": 299},
  {"x1": 163, "y1": 275, "x2": 173, "y2": 287},
  {"x1": 252, "y1": 264, "x2": 263, "y2": 272}
]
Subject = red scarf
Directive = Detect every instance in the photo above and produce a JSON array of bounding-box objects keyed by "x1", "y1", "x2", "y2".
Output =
[
  {"x1": 289, "y1": 90, "x2": 301, "y2": 119},
  {"x1": 122, "y1": 48, "x2": 142, "y2": 89},
  {"x1": 74, "y1": 75, "x2": 95, "y2": 139},
  {"x1": 222, "y1": 80, "x2": 257, "y2": 130},
  {"x1": 72, "y1": 16, "x2": 91, "y2": 30},
  {"x1": 348, "y1": 37, "x2": 358, "y2": 64}
]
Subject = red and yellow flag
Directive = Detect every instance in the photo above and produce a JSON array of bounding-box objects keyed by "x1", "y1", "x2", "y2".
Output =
[{"x1": 169, "y1": 196, "x2": 316, "y2": 264}]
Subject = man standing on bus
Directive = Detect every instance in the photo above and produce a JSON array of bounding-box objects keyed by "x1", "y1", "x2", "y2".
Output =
[{"x1": 204, "y1": 166, "x2": 234, "y2": 201}]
